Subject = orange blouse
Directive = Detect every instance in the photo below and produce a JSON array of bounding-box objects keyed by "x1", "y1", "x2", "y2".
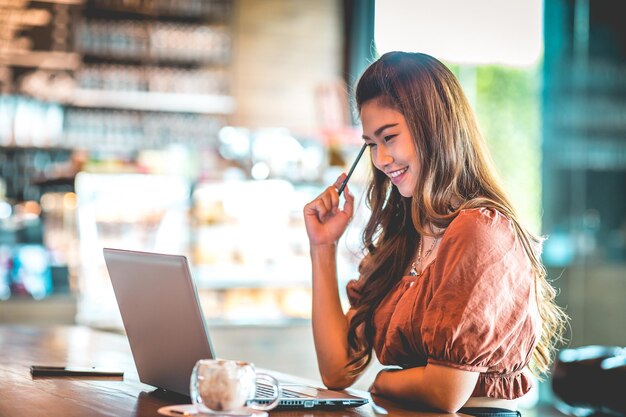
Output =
[{"x1": 347, "y1": 208, "x2": 541, "y2": 400}]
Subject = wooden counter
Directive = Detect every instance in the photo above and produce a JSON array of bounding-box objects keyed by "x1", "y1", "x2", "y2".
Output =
[{"x1": 0, "y1": 325, "x2": 556, "y2": 417}]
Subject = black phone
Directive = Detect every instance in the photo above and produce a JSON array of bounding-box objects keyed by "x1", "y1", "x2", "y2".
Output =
[{"x1": 30, "y1": 365, "x2": 124, "y2": 377}]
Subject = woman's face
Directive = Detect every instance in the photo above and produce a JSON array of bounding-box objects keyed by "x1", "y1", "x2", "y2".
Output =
[{"x1": 360, "y1": 99, "x2": 420, "y2": 198}]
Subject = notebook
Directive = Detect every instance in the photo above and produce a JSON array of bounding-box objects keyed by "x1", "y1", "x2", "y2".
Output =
[{"x1": 103, "y1": 248, "x2": 368, "y2": 409}]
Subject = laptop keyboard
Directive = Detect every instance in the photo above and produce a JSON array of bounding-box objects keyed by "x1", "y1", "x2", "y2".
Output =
[{"x1": 255, "y1": 383, "x2": 300, "y2": 399}]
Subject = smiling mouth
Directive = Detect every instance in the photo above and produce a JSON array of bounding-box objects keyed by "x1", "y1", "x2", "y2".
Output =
[{"x1": 388, "y1": 167, "x2": 408, "y2": 178}]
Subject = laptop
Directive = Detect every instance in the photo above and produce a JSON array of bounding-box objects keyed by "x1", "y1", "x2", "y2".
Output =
[{"x1": 103, "y1": 248, "x2": 368, "y2": 409}]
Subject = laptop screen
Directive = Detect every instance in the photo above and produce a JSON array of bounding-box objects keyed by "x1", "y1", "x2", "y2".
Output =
[{"x1": 104, "y1": 248, "x2": 214, "y2": 395}]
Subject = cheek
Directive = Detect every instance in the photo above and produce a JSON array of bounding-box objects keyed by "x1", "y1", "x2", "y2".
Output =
[
  {"x1": 405, "y1": 140, "x2": 417, "y2": 158},
  {"x1": 406, "y1": 145, "x2": 419, "y2": 169}
]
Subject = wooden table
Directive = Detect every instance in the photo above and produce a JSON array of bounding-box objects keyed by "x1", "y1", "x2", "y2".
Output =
[{"x1": 0, "y1": 325, "x2": 532, "y2": 417}]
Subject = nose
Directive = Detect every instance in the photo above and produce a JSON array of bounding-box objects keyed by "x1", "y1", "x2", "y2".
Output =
[{"x1": 373, "y1": 144, "x2": 393, "y2": 169}]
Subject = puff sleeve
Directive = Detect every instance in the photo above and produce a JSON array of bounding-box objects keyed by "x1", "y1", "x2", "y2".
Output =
[{"x1": 419, "y1": 208, "x2": 539, "y2": 376}]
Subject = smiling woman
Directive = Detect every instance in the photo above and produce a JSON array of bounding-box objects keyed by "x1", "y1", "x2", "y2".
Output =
[{"x1": 303, "y1": 51, "x2": 567, "y2": 417}]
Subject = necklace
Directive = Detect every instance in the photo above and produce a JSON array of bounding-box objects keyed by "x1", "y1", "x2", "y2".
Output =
[{"x1": 409, "y1": 236, "x2": 439, "y2": 276}]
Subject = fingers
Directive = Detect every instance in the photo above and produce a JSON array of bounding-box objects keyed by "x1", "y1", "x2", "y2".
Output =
[
  {"x1": 327, "y1": 186, "x2": 340, "y2": 214},
  {"x1": 305, "y1": 174, "x2": 354, "y2": 223},
  {"x1": 342, "y1": 184, "x2": 355, "y2": 218},
  {"x1": 304, "y1": 195, "x2": 330, "y2": 223},
  {"x1": 333, "y1": 173, "x2": 347, "y2": 191},
  {"x1": 304, "y1": 187, "x2": 338, "y2": 223}
]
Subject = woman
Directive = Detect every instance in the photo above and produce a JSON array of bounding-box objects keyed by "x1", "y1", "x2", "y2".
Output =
[{"x1": 303, "y1": 52, "x2": 567, "y2": 416}]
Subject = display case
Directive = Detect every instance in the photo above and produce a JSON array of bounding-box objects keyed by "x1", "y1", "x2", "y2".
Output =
[
  {"x1": 190, "y1": 179, "x2": 358, "y2": 324},
  {"x1": 76, "y1": 173, "x2": 358, "y2": 328},
  {"x1": 73, "y1": 174, "x2": 365, "y2": 327},
  {"x1": 75, "y1": 172, "x2": 191, "y2": 328}
]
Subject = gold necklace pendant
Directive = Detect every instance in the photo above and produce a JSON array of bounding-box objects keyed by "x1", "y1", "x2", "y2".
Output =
[{"x1": 410, "y1": 236, "x2": 439, "y2": 277}]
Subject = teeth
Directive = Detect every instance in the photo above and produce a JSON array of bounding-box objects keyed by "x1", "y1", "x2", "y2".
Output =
[{"x1": 389, "y1": 167, "x2": 408, "y2": 178}]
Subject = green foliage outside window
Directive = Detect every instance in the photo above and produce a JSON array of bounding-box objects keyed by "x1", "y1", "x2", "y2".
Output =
[{"x1": 449, "y1": 63, "x2": 542, "y2": 233}]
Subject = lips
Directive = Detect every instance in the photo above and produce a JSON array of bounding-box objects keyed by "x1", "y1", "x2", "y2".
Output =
[{"x1": 387, "y1": 167, "x2": 408, "y2": 184}]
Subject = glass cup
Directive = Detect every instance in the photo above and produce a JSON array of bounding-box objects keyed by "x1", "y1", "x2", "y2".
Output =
[{"x1": 190, "y1": 359, "x2": 281, "y2": 415}]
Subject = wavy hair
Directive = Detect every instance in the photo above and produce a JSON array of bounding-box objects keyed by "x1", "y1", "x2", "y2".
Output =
[{"x1": 346, "y1": 51, "x2": 567, "y2": 378}]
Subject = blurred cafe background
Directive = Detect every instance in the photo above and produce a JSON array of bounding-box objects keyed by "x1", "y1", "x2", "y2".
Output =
[{"x1": 1, "y1": 0, "x2": 625, "y2": 414}]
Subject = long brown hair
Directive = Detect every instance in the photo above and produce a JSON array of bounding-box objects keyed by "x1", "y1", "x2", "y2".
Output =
[{"x1": 347, "y1": 51, "x2": 567, "y2": 378}]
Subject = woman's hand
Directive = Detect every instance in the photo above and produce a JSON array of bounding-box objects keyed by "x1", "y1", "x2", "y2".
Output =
[
  {"x1": 367, "y1": 365, "x2": 480, "y2": 413},
  {"x1": 369, "y1": 368, "x2": 396, "y2": 396},
  {"x1": 303, "y1": 173, "x2": 355, "y2": 247}
]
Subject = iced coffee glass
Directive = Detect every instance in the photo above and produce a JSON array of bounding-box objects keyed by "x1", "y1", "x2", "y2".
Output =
[{"x1": 190, "y1": 359, "x2": 281, "y2": 415}]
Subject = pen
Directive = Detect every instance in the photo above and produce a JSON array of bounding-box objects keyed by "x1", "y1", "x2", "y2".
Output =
[
  {"x1": 337, "y1": 143, "x2": 367, "y2": 197},
  {"x1": 30, "y1": 365, "x2": 124, "y2": 377}
]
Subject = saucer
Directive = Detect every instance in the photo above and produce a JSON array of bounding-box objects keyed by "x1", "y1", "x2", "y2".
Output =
[
  {"x1": 157, "y1": 404, "x2": 198, "y2": 416},
  {"x1": 157, "y1": 404, "x2": 268, "y2": 417}
]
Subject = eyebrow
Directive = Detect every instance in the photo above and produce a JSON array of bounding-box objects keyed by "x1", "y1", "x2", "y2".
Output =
[{"x1": 362, "y1": 123, "x2": 399, "y2": 140}]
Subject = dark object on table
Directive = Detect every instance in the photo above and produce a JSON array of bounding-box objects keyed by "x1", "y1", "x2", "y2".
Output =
[
  {"x1": 552, "y1": 345, "x2": 626, "y2": 417},
  {"x1": 30, "y1": 365, "x2": 124, "y2": 377}
]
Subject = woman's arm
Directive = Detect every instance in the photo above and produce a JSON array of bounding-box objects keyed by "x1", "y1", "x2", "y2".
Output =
[
  {"x1": 303, "y1": 175, "x2": 363, "y2": 388},
  {"x1": 370, "y1": 364, "x2": 479, "y2": 413},
  {"x1": 310, "y1": 244, "x2": 360, "y2": 388}
]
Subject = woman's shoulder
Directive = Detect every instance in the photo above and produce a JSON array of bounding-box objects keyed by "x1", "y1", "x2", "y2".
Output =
[
  {"x1": 441, "y1": 207, "x2": 517, "y2": 252},
  {"x1": 452, "y1": 206, "x2": 511, "y2": 225},
  {"x1": 433, "y1": 207, "x2": 532, "y2": 288},
  {"x1": 446, "y1": 207, "x2": 513, "y2": 237}
]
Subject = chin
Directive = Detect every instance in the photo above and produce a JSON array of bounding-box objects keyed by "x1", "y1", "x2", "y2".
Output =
[{"x1": 397, "y1": 187, "x2": 413, "y2": 198}]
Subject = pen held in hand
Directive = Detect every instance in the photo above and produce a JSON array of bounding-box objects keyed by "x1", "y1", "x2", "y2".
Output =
[{"x1": 338, "y1": 143, "x2": 367, "y2": 197}]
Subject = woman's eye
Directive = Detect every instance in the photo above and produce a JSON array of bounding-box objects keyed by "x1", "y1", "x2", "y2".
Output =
[
  {"x1": 365, "y1": 142, "x2": 376, "y2": 148},
  {"x1": 383, "y1": 134, "x2": 397, "y2": 142}
]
